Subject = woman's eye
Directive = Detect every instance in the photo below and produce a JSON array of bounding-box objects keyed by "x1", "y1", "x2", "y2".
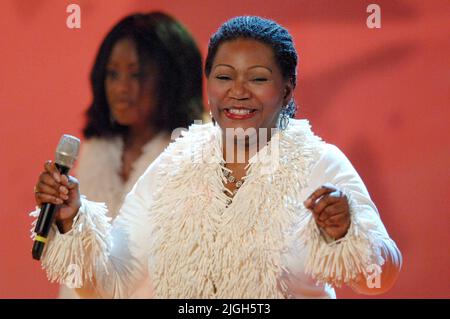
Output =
[
  {"x1": 252, "y1": 78, "x2": 268, "y2": 82},
  {"x1": 216, "y1": 75, "x2": 231, "y2": 81},
  {"x1": 106, "y1": 70, "x2": 118, "y2": 79},
  {"x1": 132, "y1": 72, "x2": 143, "y2": 79}
]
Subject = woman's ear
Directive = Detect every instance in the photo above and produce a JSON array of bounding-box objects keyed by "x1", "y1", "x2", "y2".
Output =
[{"x1": 283, "y1": 81, "x2": 294, "y2": 105}]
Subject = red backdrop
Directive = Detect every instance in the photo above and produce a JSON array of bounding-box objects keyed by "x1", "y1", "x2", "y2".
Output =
[{"x1": 0, "y1": 0, "x2": 449, "y2": 298}]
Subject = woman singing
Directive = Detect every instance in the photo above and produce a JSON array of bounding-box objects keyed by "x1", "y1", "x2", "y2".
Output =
[{"x1": 31, "y1": 16, "x2": 401, "y2": 298}]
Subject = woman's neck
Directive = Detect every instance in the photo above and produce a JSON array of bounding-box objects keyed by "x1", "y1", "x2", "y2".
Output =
[
  {"x1": 124, "y1": 125, "x2": 156, "y2": 151},
  {"x1": 119, "y1": 125, "x2": 157, "y2": 183},
  {"x1": 221, "y1": 127, "x2": 276, "y2": 166}
]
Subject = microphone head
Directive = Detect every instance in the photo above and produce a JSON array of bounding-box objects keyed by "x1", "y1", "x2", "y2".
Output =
[{"x1": 55, "y1": 134, "x2": 80, "y2": 168}]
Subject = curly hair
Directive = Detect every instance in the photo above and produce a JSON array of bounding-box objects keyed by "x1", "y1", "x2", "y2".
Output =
[{"x1": 205, "y1": 16, "x2": 298, "y2": 117}]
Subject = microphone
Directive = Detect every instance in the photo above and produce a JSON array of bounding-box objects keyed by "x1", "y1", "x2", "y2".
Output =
[{"x1": 32, "y1": 134, "x2": 80, "y2": 260}]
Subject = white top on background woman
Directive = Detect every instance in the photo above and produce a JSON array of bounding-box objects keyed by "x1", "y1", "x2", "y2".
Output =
[{"x1": 31, "y1": 12, "x2": 204, "y2": 298}]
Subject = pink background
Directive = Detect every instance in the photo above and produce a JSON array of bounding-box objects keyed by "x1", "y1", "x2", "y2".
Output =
[{"x1": 0, "y1": 0, "x2": 449, "y2": 298}]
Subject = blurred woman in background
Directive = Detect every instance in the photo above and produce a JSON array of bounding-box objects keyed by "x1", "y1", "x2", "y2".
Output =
[{"x1": 57, "y1": 11, "x2": 204, "y2": 298}]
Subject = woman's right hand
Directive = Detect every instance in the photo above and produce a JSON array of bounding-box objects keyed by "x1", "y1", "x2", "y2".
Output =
[{"x1": 34, "y1": 160, "x2": 81, "y2": 233}]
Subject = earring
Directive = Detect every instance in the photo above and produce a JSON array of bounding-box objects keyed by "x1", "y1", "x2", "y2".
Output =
[
  {"x1": 278, "y1": 106, "x2": 289, "y2": 131},
  {"x1": 109, "y1": 112, "x2": 116, "y2": 126},
  {"x1": 209, "y1": 110, "x2": 216, "y2": 126}
]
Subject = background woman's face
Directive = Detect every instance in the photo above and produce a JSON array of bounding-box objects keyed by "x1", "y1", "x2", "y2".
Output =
[
  {"x1": 207, "y1": 38, "x2": 292, "y2": 134},
  {"x1": 105, "y1": 38, "x2": 156, "y2": 128}
]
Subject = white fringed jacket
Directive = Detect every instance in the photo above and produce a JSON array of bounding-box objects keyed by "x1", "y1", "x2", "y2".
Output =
[
  {"x1": 31, "y1": 119, "x2": 401, "y2": 298},
  {"x1": 46, "y1": 133, "x2": 170, "y2": 298}
]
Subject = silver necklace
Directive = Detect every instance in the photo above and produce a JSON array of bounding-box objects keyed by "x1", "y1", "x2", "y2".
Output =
[{"x1": 221, "y1": 167, "x2": 245, "y2": 205}]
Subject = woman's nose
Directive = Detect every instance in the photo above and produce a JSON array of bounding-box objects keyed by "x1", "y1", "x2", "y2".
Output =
[
  {"x1": 230, "y1": 79, "x2": 250, "y2": 99},
  {"x1": 115, "y1": 74, "x2": 133, "y2": 94}
]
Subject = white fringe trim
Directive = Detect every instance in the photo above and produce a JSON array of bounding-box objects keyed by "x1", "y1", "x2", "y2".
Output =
[
  {"x1": 303, "y1": 191, "x2": 386, "y2": 287},
  {"x1": 147, "y1": 120, "x2": 328, "y2": 298},
  {"x1": 29, "y1": 197, "x2": 112, "y2": 288}
]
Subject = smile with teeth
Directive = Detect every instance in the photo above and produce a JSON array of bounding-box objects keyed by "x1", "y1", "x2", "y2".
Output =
[
  {"x1": 226, "y1": 108, "x2": 256, "y2": 115},
  {"x1": 223, "y1": 107, "x2": 258, "y2": 120}
]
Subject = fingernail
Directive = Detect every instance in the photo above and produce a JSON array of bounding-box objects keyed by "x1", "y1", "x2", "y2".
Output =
[
  {"x1": 304, "y1": 199, "x2": 311, "y2": 207},
  {"x1": 56, "y1": 198, "x2": 63, "y2": 204},
  {"x1": 62, "y1": 194, "x2": 69, "y2": 200},
  {"x1": 59, "y1": 186, "x2": 68, "y2": 194},
  {"x1": 53, "y1": 173, "x2": 61, "y2": 183}
]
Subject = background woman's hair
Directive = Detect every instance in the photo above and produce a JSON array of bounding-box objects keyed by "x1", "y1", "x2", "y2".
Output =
[
  {"x1": 205, "y1": 16, "x2": 298, "y2": 118},
  {"x1": 83, "y1": 12, "x2": 204, "y2": 138}
]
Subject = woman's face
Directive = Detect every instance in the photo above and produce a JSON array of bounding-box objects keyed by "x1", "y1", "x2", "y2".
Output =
[
  {"x1": 105, "y1": 38, "x2": 156, "y2": 128},
  {"x1": 207, "y1": 38, "x2": 293, "y2": 135}
]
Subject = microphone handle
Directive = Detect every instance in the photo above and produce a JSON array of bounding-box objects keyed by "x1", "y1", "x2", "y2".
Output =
[{"x1": 32, "y1": 163, "x2": 70, "y2": 260}]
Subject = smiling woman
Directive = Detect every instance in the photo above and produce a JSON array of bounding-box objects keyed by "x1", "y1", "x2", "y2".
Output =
[
  {"x1": 30, "y1": 16, "x2": 401, "y2": 299},
  {"x1": 208, "y1": 39, "x2": 291, "y2": 130}
]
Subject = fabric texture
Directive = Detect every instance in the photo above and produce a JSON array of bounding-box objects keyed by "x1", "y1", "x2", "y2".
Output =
[
  {"x1": 30, "y1": 133, "x2": 170, "y2": 298},
  {"x1": 31, "y1": 120, "x2": 401, "y2": 298}
]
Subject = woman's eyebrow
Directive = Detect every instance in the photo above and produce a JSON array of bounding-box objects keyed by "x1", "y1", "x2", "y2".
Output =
[
  {"x1": 106, "y1": 62, "x2": 139, "y2": 67},
  {"x1": 213, "y1": 64, "x2": 234, "y2": 70},
  {"x1": 248, "y1": 65, "x2": 272, "y2": 73},
  {"x1": 213, "y1": 64, "x2": 272, "y2": 73}
]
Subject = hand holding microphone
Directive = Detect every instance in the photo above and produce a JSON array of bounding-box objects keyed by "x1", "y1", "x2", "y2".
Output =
[{"x1": 32, "y1": 134, "x2": 82, "y2": 260}]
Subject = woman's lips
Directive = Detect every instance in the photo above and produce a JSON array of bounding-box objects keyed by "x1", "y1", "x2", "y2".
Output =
[
  {"x1": 223, "y1": 107, "x2": 258, "y2": 120},
  {"x1": 113, "y1": 101, "x2": 133, "y2": 111}
]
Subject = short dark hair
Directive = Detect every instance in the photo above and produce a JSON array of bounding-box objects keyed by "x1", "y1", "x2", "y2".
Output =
[
  {"x1": 205, "y1": 16, "x2": 298, "y2": 118},
  {"x1": 83, "y1": 12, "x2": 204, "y2": 138}
]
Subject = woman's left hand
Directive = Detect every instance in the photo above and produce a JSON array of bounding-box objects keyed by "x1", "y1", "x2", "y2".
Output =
[{"x1": 304, "y1": 183, "x2": 351, "y2": 240}]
